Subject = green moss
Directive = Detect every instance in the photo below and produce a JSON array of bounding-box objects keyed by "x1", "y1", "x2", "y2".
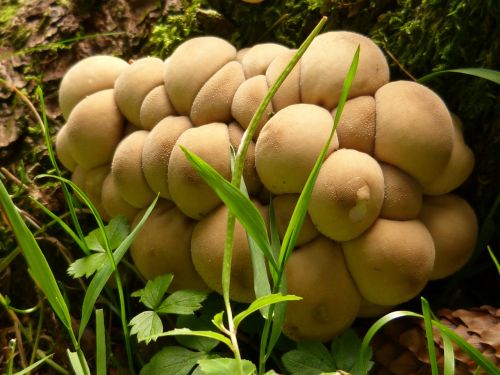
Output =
[{"x1": 0, "y1": 1, "x2": 21, "y2": 28}]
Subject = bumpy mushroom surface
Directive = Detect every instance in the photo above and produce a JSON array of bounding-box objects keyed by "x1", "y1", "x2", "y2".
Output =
[
  {"x1": 64, "y1": 89, "x2": 124, "y2": 169},
  {"x1": 191, "y1": 203, "x2": 266, "y2": 302},
  {"x1": 300, "y1": 31, "x2": 389, "y2": 109},
  {"x1": 131, "y1": 201, "x2": 209, "y2": 291},
  {"x1": 419, "y1": 194, "x2": 478, "y2": 280},
  {"x1": 111, "y1": 130, "x2": 155, "y2": 209},
  {"x1": 168, "y1": 123, "x2": 231, "y2": 219},
  {"x1": 309, "y1": 149, "x2": 384, "y2": 241},
  {"x1": 114, "y1": 57, "x2": 165, "y2": 127},
  {"x1": 265, "y1": 49, "x2": 301, "y2": 111},
  {"x1": 55, "y1": 125, "x2": 77, "y2": 172},
  {"x1": 165, "y1": 36, "x2": 237, "y2": 115},
  {"x1": 241, "y1": 43, "x2": 289, "y2": 78},
  {"x1": 374, "y1": 80, "x2": 454, "y2": 188},
  {"x1": 142, "y1": 116, "x2": 193, "y2": 199},
  {"x1": 139, "y1": 85, "x2": 176, "y2": 130},
  {"x1": 83, "y1": 165, "x2": 110, "y2": 220},
  {"x1": 59, "y1": 55, "x2": 128, "y2": 120},
  {"x1": 101, "y1": 173, "x2": 139, "y2": 223},
  {"x1": 255, "y1": 103, "x2": 336, "y2": 194},
  {"x1": 333, "y1": 96, "x2": 376, "y2": 154},
  {"x1": 343, "y1": 219, "x2": 435, "y2": 306},
  {"x1": 283, "y1": 236, "x2": 361, "y2": 342}
]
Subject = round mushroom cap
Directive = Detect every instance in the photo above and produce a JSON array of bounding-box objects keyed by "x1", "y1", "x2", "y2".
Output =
[
  {"x1": 423, "y1": 114, "x2": 475, "y2": 195},
  {"x1": 55, "y1": 125, "x2": 77, "y2": 171},
  {"x1": 83, "y1": 164, "x2": 111, "y2": 221},
  {"x1": 65, "y1": 89, "x2": 124, "y2": 169},
  {"x1": 357, "y1": 298, "x2": 395, "y2": 318},
  {"x1": 309, "y1": 149, "x2": 384, "y2": 241},
  {"x1": 300, "y1": 31, "x2": 389, "y2": 110},
  {"x1": 71, "y1": 165, "x2": 88, "y2": 190},
  {"x1": 114, "y1": 57, "x2": 165, "y2": 127},
  {"x1": 265, "y1": 49, "x2": 301, "y2": 111},
  {"x1": 231, "y1": 75, "x2": 273, "y2": 139},
  {"x1": 168, "y1": 123, "x2": 231, "y2": 219},
  {"x1": 139, "y1": 85, "x2": 176, "y2": 130},
  {"x1": 101, "y1": 173, "x2": 139, "y2": 223},
  {"x1": 380, "y1": 163, "x2": 423, "y2": 220},
  {"x1": 419, "y1": 194, "x2": 478, "y2": 280},
  {"x1": 255, "y1": 103, "x2": 337, "y2": 194},
  {"x1": 227, "y1": 122, "x2": 262, "y2": 195},
  {"x1": 333, "y1": 96, "x2": 376, "y2": 155},
  {"x1": 131, "y1": 201, "x2": 210, "y2": 291},
  {"x1": 191, "y1": 61, "x2": 245, "y2": 126},
  {"x1": 272, "y1": 194, "x2": 319, "y2": 246},
  {"x1": 111, "y1": 130, "x2": 155, "y2": 209},
  {"x1": 374, "y1": 81, "x2": 454, "y2": 188},
  {"x1": 342, "y1": 218, "x2": 435, "y2": 306},
  {"x1": 59, "y1": 55, "x2": 128, "y2": 120},
  {"x1": 241, "y1": 43, "x2": 289, "y2": 78},
  {"x1": 283, "y1": 236, "x2": 361, "y2": 342},
  {"x1": 191, "y1": 203, "x2": 267, "y2": 303},
  {"x1": 142, "y1": 116, "x2": 193, "y2": 200},
  {"x1": 165, "y1": 36, "x2": 237, "y2": 115}
]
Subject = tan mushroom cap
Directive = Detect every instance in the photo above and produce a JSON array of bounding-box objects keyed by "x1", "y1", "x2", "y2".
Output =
[
  {"x1": 231, "y1": 75, "x2": 273, "y2": 139},
  {"x1": 165, "y1": 36, "x2": 237, "y2": 115},
  {"x1": 241, "y1": 43, "x2": 289, "y2": 78},
  {"x1": 333, "y1": 96, "x2": 376, "y2": 155},
  {"x1": 82, "y1": 165, "x2": 111, "y2": 221},
  {"x1": 114, "y1": 57, "x2": 165, "y2": 127},
  {"x1": 227, "y1": 122, "x2": 262, "y2": 195},
  {"x1": 191, "y1": 203, "x2": 267, "y2": 303},
  {"x1": 168, "y1": 123, "x2": 231, "y2": 219},
  {"x1": 139, "y1": 85, "x2": 176, "y2": 130},
  {"x1": 190, "y1": 61, "x2": 245, "y2": 126},
  {"x1": 142, "y1": 116, "x2": 193, "y2": 200},
  {"x1": 419, "y1": 194, "x2": 478, "y2": 280},
  {"x1": 265, "y1": 49, "x2": 301, "y2": 111},
  {"x1": 101, "y1": 173, "x2": 139, "y2": 223},
  {"x1": 343, "y1": 219, "x2": 435, "y2": 306},
  {"x1": 300, "y1": 31, "x2": 389, "y2": 110},
  {"x1": 65, "y1": 89, "x2": 124, "y2": 169},
  {"x1": 59, "y1": 55, "x2": 128, "y2": 120},
  {"x1": 380, "y1": 163, "x2": 423, "y2": 220},
  {"x1": 236, "y1": 48, "x2": 250, "y2": 63},
  {"x1": 111, "y1": 130, "x2": 155, "y2": 209},
  {"x1": 283, "y1": 236, "x2": 361, "y2": 342},
  {"x1": 255, "y1": 103, "x2": 337, "y2": 194},
  {"x1": 71, "y1": 165, "x2": 88, "y2": 190},
  {"x1": 357, "y1": 298, "x2": 395, "y2": 318},
  {"x1": 374, "y1": 80, "x2": 454, "y2": 188},
  {"x1": 272, "y1": 194, "x2": 319, "y2": 246},
  {"x1": 55, "y1": 125, "x2": 77, "y2": 172},
  {"x1": 309, "y1": 149, "x2": 384, "y2": 241},
  {"x1": 423, "y1": 114, "x2": 475, "y2": 195},
  {"x1": 131, "y1": 201, "x2": 210, "y2": 291}
]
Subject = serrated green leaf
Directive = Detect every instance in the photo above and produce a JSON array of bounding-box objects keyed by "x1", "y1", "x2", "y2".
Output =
[
  {"x1": 197, "y1": 358, "x2": 256, "y2": 375},
  {"x1": 298, "y1": 341, "x2": 336, "y2": 370},
  {"x1": 282, "y1": 346, "x2": 335, "y2": 375},
  {"x1": 264, "y1": 370, "x2": 280, "y2": 375},
  {"x1": 140, "y1": 346, "x2": 208, "y2": 375},
  {"x1": 67, "y1": 253, "x2": 108, "y2": 279},
  {"x1": 132, "y1": 274, "x2": 174, "y2": 310},
  {"x1": 84, "y1": 215, "x2": 129, "y2": 252},
  {"x1": 157, "y1": 290, "x2": 207, "y2": 315},
  {"x1": 130, "y1": 311, "x2": 163, "y2": 344},
  {"x1": 330, "y1": 329, "x2": 362, "y2": 371}
]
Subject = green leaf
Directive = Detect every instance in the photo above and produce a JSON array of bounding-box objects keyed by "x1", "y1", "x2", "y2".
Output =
[
  {"x1": 140, "y1": 346, "x2": 208, "y2": 375},
  {"x1": 421, "y1": 297, "x2": 439, "y2": 375},
  {"x1": 67, "y1": 253, "x2": 108, "y2": 279},
  {"x1": 11, "y1": 354, "x2": 54, "y2": 375},
  {"x1": 487, "y1": 245, "x2": 500, "y2": 275},
  {"x1": 330, "y1": 329, "x2": 366, "y2": 372},
  {"x1": 67, "y1": 350, "x2": 90, "y2": 375},
  {"x1": 233, "y1": 293, "x2": 301, "y2": 329},
  {"x1": 211, "y1": 311, "x2": 226, "y2": 332},
  {"x1": 131, "y1": 274, "x2": 174, "y2": 310},
  {"x1": 130, "y1": 311, "x2": 163, "y2": 344},
  {"x1": 85, "y1": 215, "x2": 129, "y2": 252},
  {"x1": 282, "y1": 345, "x2": 336, "y2": 375},
  {"x1": 95, "y1": 309, "x2": 106, "y2": 375},
  {"x1": 441, "y1": 327, "x2": 455, "y2": 375},
  {"x1": 197, "y1": 358, "x2": 256, "y2": 375},
  {"x1": 157, "y1": 290, "x2": 208, "y2": 315},
  {"x1": 264, "y1": 371, "x2": 280, "y2": 375},
  {"x1": 418, "y1": 68, "x2": 500, "y2": 85},
  {"x1": 143, "y1": 328, "x2": 233, "y2": 350},
  {"x1": 176, "y1": 315, "x2": 220, "y2": 353}
]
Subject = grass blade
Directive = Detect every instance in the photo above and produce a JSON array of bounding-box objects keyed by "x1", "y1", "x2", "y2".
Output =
[
  {"x1": 12, "y1": 354, "x2": 54, "y2": 375},
  {"x1": 487, "y1": 245, "x2": 500, "y2": 275},
  {"x1": 441, "y1": 327, "x2": 455, "y2": 375},
  {"x1": 421, "y1": 297, "x2": 439, "y2": 375},
  {"x1": 418, "y1": 68, "x2": 500, "y2": 85},
  {"x1": 96, "y1": 309, "x2": 106, "y2": 375},
  {"x1": 144, "y1": 328, "x2": 233, "y2": 350}
]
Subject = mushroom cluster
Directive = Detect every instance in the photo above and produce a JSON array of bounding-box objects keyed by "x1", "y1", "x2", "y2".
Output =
[{"x1": 56, "y1": 31, "x2": 478, "y2": 342}]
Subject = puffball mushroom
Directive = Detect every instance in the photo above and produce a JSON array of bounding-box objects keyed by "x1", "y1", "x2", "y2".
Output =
[
  {"x1": 241, "y1": 43, "x2": 289, "y2": 78},
  {"x1": 114, "y1": 57, "x2": 165, "y2": 127},
  {"x1": 168, "y1": 123, "x2": 231, "y2": 219},
  {"x1": 131, "y1": 200, "x2": 210, "y2": 291},
  {"x1": 419, "y1": 194, "x2": 478, "y2": 280},
  {"x1": 300, "y1": 31, "x2": 389, "y2": 109},
  {"x1": 55, "y1": 125, "x2": 77, "y2": 172},
  {"x1": 342, "y1": 219, "x2": 435, "y2": 306},
  {"x1": 255, "y1": 103, "x2": 337, "y2": 194},
  {"x1": 283, "y1": 236, "x2": 361, "y2": 342},
  {"x1": 64, "y1": 89, "x2": 124, "y2": 169},
  {"x1": 374, "y1": 80, "x2": 454, "y2": 189},
  {"x1": 139, "y1": 85, "x2": 176, "y2": 130},
  {"x1": 58, "y1": 55, "x2": 128, "y2": 120},
  {"x1": 83, "y1": 164, "x2": 111, "y2": 221},
  {"x1": 101, "y1": 173, "x2": 139, "y2": 223},
  {"x1": 309, "y1": 149, "x2": 384, "y2": 241},
  {"x1": 265, "y1": 49, "x2": 301, "y2": 111}
]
